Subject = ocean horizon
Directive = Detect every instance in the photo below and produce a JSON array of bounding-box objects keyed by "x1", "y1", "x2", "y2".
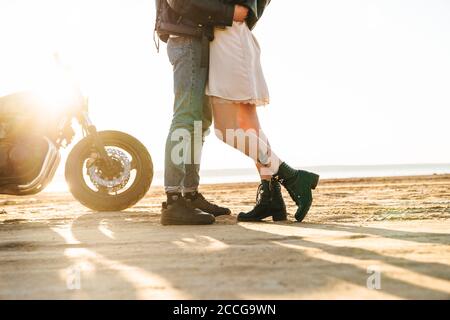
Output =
[{"x1": 44, "y1": 163, "x2": 450, "y2": 193}]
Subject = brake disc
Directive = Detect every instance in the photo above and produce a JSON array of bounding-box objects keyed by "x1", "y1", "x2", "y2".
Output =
[{"x1": 87, "y1": 148, "x2": 131, "y2": 193}]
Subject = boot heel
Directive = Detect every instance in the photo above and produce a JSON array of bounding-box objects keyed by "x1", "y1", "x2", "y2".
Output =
[
  {"x1": 272, "y1": 212, "x2": 287, "y2": 222},
  {"x1": 309, "y1": 173, "x2": 320, "y2": 190}
]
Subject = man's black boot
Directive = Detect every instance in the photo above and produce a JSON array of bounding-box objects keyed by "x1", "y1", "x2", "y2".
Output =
[
  {"x1": 161, "y1": 197, "x2": 215, "y2": 226},
  {"x1": 185, "y1": 192, "x2": 231, "y2": 217},
  {"x1": 274, "y1": 162, "x2": 319, "y2": 222},
  {"x1": 271, "y1": 178, "x2": 287, "y2": 221},
  {"x1": 238, "y1": 180, "x2": 286, "y2": 222}
]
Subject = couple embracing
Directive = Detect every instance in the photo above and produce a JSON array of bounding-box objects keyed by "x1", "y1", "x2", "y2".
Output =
[{"x1": 155, "y1": 0, "x2": 319, "y2": 225}]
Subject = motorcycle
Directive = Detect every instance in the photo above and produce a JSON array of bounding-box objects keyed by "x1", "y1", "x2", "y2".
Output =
[{"x1": 0, "y1": 63, "x2": 153, "y2": 211}]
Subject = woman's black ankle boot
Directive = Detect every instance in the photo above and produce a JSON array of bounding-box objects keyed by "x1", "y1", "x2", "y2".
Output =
[
  {"x1": 238, "y1": 180, "x2": 272, "y2": 222},
  {"x1": 274, "y1": 162, "x2": 320, "y2": 222},
  {"x1": 238, "y1": 180, "x2": 287, "y2": 222},
  {"x1": 270, "y1": 178, "x2": 287, "y2": 221}
]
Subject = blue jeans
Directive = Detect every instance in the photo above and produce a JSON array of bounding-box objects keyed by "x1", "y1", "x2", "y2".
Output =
[{"x1": 164, "y1": 36, "x2": 212, "y2": 193}]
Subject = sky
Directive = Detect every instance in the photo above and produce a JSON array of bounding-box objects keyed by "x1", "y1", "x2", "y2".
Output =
[{"x1": 0, "y1": 0, "x2": 449, "y2": 173}]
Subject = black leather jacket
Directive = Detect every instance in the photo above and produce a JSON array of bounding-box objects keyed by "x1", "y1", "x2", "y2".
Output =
[
  {"x1": 156, "y1": 0, "x2": 270, "y2": 42},
  {"x1": 156, "y1": 0, "x2": 234, "y2": 42}
]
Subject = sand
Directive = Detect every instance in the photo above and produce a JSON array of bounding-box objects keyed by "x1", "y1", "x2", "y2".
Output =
[{"x1": 0, "y1": 174, "x2": 449, "y2": 299}]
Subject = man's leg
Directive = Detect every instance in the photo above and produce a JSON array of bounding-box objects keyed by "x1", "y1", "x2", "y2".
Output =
[
  {"x1": 166, "y1": 37, "x2": 230, "y2": 216},
  {"x1": 164, "y1": 36, "x2": 206, "y2": 194},
  {"x1": 162, "y1": 36, "x2": 215, "y2": 225}
]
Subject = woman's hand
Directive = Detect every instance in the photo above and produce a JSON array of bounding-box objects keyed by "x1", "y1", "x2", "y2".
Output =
[{"x1": 233, "y1": 5, "x2": 249, "y2": 22}]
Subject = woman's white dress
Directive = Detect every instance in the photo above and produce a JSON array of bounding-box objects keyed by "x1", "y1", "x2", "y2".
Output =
[{"x1": 205, "y1": 21, "x2": 269, "y2": 106}]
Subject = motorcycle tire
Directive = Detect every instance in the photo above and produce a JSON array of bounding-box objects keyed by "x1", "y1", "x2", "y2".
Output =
[{"x1": 65, "y1": 130, "x2": 153, "y2": 211}]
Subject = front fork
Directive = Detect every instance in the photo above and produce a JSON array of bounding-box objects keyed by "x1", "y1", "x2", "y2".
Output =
[{"x1": 78, "y1": 111, "x2": 113, "y2": 166}]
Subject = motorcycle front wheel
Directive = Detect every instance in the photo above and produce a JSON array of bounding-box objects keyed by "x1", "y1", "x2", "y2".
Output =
[{"x1": 65, "y1": 130, "x2": 153, "y2": 211}]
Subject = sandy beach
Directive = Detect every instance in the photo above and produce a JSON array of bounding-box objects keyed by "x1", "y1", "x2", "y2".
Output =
[{"x1": 0, "y1": 174, "x2": 449, "y2": 299}]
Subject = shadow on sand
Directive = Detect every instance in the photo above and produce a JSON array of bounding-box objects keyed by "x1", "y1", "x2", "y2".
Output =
[{"x1": 46, "y1": 210, "x2": 450, "y2": 299}]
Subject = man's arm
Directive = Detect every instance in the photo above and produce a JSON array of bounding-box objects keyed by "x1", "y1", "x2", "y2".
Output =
[{"x1": 167, "y1": 0, "x2": 236, "y2": 26}]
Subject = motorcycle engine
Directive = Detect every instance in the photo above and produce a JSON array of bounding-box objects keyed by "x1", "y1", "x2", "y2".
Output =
[
  {"x1": 0, "y1": 136, "x2": 49, "y2": 180},
  {"x1": 1, "y1": 91, "x2": 59, "y2": 183}
]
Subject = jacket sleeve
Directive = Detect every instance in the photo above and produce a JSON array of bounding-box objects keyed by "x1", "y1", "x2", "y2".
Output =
[
  {"x1": 167, "y1": 0, "x2": 235, "y2": 26},
  {"x1": 246, "y1": 0, "x2": 270, "y2": 30},
  {"x1": 257, "y1": 0, "x2": 270, "y2": 18}
]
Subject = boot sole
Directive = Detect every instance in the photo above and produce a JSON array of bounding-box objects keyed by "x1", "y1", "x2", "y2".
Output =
[
  {"x1": 239, "y1": 217, "x2": 287, "y2": 222},
  {"x1": 237, "y1": 212, "x2": 271, "y2": 222},
  {"x1": 210, "y1": 209, "x2": 232, "y2": 217},
  {"x1": 237, "y1": 215, "x2": 270, "y2": 222},
  {"x1": 237, "y1": 218, "x2": 266, "y2": 222},
  {"x1": 237, "y1": 212, "x2": 287, "y2": 222}
]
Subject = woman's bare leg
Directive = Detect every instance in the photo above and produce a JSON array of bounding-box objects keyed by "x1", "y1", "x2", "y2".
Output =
[
  {"x1": 211, "y1": 99, "x2": 281, "y2": 180},
  {"x1": 212, "y1": 98, "x2": 319, "y2": 223}
]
